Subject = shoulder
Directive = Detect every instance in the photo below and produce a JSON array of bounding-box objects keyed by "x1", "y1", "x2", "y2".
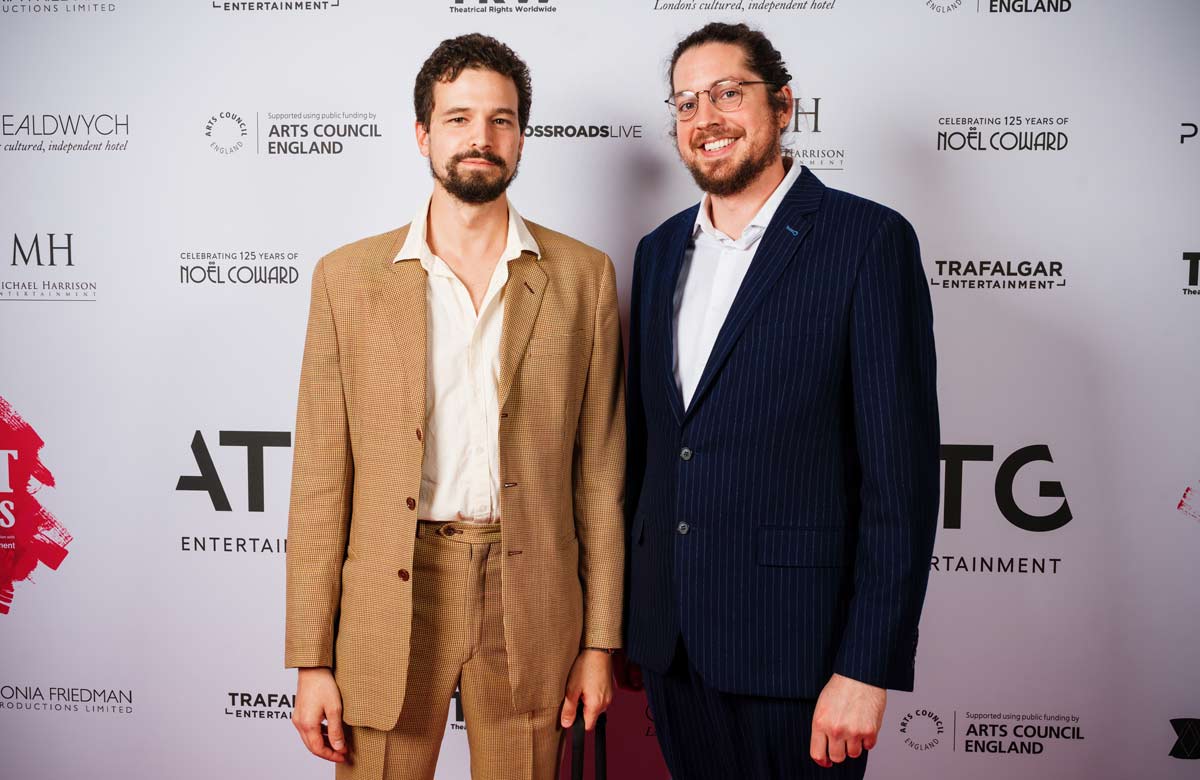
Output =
[
  {"x1": 818, "y1": 185, "x2": 915, "y2": 243},
  {"x1": 524, "y1": 221, "x2": 613, "y2": 279},
  {"x1": 316, "y1": 225, "x2": 408, "y2": 280},
  {"x1": 640, "y1": 203, "x2": 699, "y2": 253}
]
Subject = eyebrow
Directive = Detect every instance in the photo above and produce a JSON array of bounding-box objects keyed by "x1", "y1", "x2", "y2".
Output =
[
  {"x1": 672, "y1": 77, "x2": 744, "y2": 97},
  {"x1": 442, "y1": 106, "x2": 518, "y2": 117}
]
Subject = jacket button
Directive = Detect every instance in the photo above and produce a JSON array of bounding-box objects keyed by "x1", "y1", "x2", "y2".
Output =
[
  {"x1": 406, "y1": 497, "x2": 416, "y2": 510},
  {"x1": 397, "y1": 569, "x2": 410, "y2": 581},
  {"x1": 676, "y1": 521, "x2": 690, "y2": 535},
  {"x1": 680, "y1": 447, "x2": 693, "y2": 461},
  {"x1": 416, "y1": 428, "x2": 423, "y2": 442}
]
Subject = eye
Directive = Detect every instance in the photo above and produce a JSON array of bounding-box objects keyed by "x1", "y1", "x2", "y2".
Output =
[
  {"x1": 493, "y1": 117, "x2": 512, "y2": 126},
  {"x1": 448, "y1": 116, "x2": 467, "y2": 124},
  {"x1": 720, "y1": 89, "x2": 740, "y2": 100},
  {"x1": 678, "y1": 99, "x2": 697, "y2": 113}
]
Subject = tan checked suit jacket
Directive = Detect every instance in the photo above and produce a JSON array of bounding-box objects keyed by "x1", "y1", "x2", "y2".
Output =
[{"x1": 284, "y1": 221, "x2": 626, "y2": 732}]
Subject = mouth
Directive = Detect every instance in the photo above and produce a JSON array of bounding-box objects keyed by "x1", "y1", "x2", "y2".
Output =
[{"x1": 697, "y1": 136, "x2": 738, "y2": 158}]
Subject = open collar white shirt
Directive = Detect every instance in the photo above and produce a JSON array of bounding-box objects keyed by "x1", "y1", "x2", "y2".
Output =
[
  {"x1": 673, "y1": 159, "x2": 802, "y2": 408},
  {"x1": 394, "y1": 195, "x2": 540, "y2": 522}
]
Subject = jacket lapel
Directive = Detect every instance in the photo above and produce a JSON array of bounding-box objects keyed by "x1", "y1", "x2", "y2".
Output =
[
  {"x1": 651, "y1": 207, "x2": 697, "y2": 426},
  {"x1": 683, "y1": 167, "x2": 826, "y2": 421},
  {"x1": 381, "y1": 228, "x2": 428, "y2": 420},
  {"x1": 499, "y1": 251, "x2": 547, "y2": 410}
]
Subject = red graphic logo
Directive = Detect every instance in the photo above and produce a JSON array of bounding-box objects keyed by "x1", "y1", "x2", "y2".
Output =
[
  {"x1": 0, "y1": 396, "x2": 72, "y2": 614},
  {"x1": 1180, "y1": 485, "x2": 1199, "y2": 522}
]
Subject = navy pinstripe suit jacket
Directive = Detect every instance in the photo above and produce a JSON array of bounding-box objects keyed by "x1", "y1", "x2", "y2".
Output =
[{"x1": 624, "y1": 166, "x2": 940, "y2": 698}]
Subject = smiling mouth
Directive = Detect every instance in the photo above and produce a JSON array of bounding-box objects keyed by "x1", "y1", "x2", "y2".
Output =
[{"x1": 701, "y1": 137, "x2": 736, "y2": 152}]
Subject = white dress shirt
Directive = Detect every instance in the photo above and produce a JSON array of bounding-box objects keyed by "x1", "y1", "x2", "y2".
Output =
[
  {"x1": 394, "y1": 196, "x2": 541, "y2": 523},
  {"x1": 673, "y1": 160, "x2": 802, "y2": 408}
]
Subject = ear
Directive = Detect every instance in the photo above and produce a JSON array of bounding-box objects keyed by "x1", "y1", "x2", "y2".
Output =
[
  {"x1": 415, "y1": 119, "x2": 430, "y2": 159},
  {"x1": 777, "y1": 84, "x2": 795, "y2": 131}
]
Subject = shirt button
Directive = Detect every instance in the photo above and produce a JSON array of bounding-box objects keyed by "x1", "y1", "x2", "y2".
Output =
[
  {"x1": 397, "y1": 569, "x2": 410, "y2": 581},
  {"x1": 406, "y1": 497, "x2": 416, "y2": 511},
  {"x1": 680, "y1": 447, "x2": 693, "y2": 461},
  {"x1": 676, "y1": 521, "x2": 690, "y2": 535}
]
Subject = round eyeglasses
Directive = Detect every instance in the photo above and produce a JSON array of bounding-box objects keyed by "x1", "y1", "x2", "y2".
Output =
[{"x1": 665, "y1": 80, "x2": 777, "y2": 121}]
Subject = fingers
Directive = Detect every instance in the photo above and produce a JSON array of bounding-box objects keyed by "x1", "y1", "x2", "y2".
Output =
[
  {"x1": 827, "y1": 733, "x2": 847, "y2": 764},
  {"x1": 583, "y1": 694, "x2": 601, "y2": 732},
  {"x1": 295, "y1": 719, "x2": 345, "y2": 762},
  {"x1": 293, "y1": 702, "x2": 347, "y2": 762},
  {"x1": 326, "y1": 707, "x2": 348, "y2": 755},
  {"x1": 560, "y1": 694, "x2": 579, "y2": 729},
  {"x1": 810, "y1": 727, "x2": 831, "y2": 768},
  {"x1": 846, "y1": 735, "x2": 865, "y2": 760}
]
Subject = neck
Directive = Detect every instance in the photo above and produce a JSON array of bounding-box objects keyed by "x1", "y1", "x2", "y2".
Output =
[
  {"x1": 426, "y1": 185, "x2": 509, "y2": 267},
  {"x1": 706, "y1": 155, "x2": 788, "y2": 238}
]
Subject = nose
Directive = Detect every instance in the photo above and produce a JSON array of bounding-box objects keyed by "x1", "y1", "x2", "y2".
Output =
[
  {"x1": 469, "y1": 118, "x2": 494, "y2": 151},
  {"x1": 692, "y1": 93, "x2": 721, "y2": 127}
]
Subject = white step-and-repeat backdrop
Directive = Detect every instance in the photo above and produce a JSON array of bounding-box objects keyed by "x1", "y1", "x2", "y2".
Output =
[{"x1": 2, "y1": 1, "x2": 1198, "y2": 778}]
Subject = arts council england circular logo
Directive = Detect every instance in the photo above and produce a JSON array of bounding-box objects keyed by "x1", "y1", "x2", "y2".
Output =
[{"x1": 205, "y1": 111, "x2": 248, "y2": 155}]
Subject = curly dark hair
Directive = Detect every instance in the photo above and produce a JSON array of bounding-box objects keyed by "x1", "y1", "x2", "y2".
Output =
[
  {"x1": 668, "y1": 22, "x2": 792, "y2": 118},
  {"x1": 413, "y1": 33, "x2": 533, "y2": 133}
]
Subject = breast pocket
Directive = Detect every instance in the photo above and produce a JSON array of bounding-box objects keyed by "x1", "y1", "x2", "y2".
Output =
[{"x1": 527, "y1": 328, "x2": 585, "y2": 357}]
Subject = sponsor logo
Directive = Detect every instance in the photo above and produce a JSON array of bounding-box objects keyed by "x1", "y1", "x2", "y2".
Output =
[
  {"x1": 1183, "y1": 123, "x2": 1197, "y2": 144},
  {"x1": 1182, "y1": 252, "x2": 1200, "y2": 296},
  {"x1": 900, "y1": 709, "x2": 945, "y2": 751},
  {"x1": 0, "y1": 685, "x2": 132, "y2": 714},
  {"x1": 225, "y1": 691, "x2": 294, "y2": 719},
  {"x1": 0, "y1": 397, "x2": 72, "y2": 615},
  {"x1": 933, "y1": 444, "x2": 1070, "y2": 576},
  {"x1": 450, "y1": 0, "x2": 557, "y2": 14},
  {"x1": 959, "y1": 711, "x2": 1084, "y2": 754},
  {"x1": 179, "y1": 250, "x2": 302, "y2": 287},
  {"x1": 1179, "y1": 483, "x2": 1199, "y2": 522},
  {"x1": 941, "y1": 444, "x2": 1071, "y2": 533},
  {"x1": 0, "y1": 1, "x2": 119, "y2": 15},
  {"x1": 524, "y1": 124, "x2": 642, "y2": 140},
  {"x1": 447, "y1": 685, "x2": 465, "y2": 732},
  {"x1": 205, "y1": 111, "x2": 383, "y2": 156},
  {"x1": 4, "y1": 232, "x2": 99, "y2": 301},
  {"x1": 788, "y1": 96, "x2": 848, "y2": 172},
  {"x1": 938, "y1": 114, "x2": 1070, "y2": 153},
  {"x1": 930, "y1": 259, "x2": 1066, "y2": 292},
  {"x1": 2, "y1": 112, "x2": 130, "y2": 154},
  {"x1": 1170, "y1": 718, "x2": 1200, "y2": 760},
  {"x1": 211, "y1": 0, "x2": 340, "y2": 11},
  {"x1": 652, "y1": 0, "x2": 838, "y2": 12},
  {"x1": 205, "y1": 111, "x2": 248, "y2": 156},
  {"x1": 175, "y1": 430, "x2": 291, "y2": 554},
  {"x1": 926, "y1": 0, "x2": 1071, "y2": 14}
]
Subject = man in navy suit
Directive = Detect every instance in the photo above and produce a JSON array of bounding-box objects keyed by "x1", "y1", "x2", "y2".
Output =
[{"x1": 623, "y1": 23, "x2": 941, "y2": 779}]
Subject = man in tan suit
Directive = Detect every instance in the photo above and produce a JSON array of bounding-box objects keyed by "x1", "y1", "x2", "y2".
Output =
[{"x1": 284, "y1": 34, "x2": 625, "y2": 780}]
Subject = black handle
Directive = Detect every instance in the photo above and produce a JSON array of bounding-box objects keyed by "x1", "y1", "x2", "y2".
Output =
[{"x1": 569, "y1": 704, "x2": 608, "y2": 780}]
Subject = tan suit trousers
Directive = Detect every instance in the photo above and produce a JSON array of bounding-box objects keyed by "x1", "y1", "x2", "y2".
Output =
[{"x1": 336, "y1": 521, "x2": 564, "y2": 780}]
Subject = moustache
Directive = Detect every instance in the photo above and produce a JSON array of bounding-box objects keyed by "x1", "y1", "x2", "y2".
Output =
[{"x1": 451, "y1": 150, "x2": 507, "y2": 168}]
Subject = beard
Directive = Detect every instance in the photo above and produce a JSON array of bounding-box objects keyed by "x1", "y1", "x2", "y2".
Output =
[
  {"x1": 683, "y1": 129, "x2": 780, "y2": 198},
  {"x1": 431, "y1": 149, "x2": 519, "y2": 205}
]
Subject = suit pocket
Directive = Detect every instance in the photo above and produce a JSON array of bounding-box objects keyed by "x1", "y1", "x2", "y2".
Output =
[
  {"x1": 756, "y1": 526, "x2": 844, "y2": 568},
  {"x1": 527, "y1": 329, "x2": 585, "y2": 357}
]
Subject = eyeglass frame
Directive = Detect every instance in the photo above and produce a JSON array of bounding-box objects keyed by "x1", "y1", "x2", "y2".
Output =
[{"x1": 664, "y1": 79, "x2": 779, "y2": 120}]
